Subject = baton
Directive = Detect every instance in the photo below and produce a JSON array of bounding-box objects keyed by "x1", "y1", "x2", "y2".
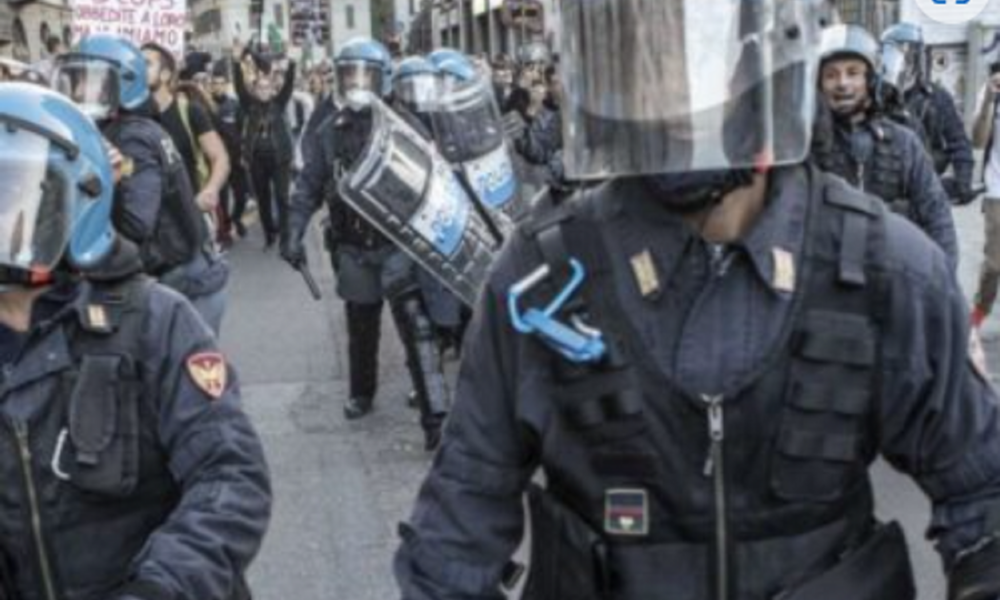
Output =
[{"x1": 296, "y1": 264, "x2": 322, "y2": 300}]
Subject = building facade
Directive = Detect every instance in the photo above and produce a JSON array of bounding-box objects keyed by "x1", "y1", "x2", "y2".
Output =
[
  {"x1": 189, "y1": 0, "x2": 372, "y2": 61},
  {"x1": 1, "y1": 0, "x2": 72, "y2": 62},
  {"x1": 429, "y1": 0, "x2": 557, "y2": 59}
]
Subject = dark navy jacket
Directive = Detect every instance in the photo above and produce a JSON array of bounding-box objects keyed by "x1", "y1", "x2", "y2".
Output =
[
  {"x1": 394, "y1": 166, "x2": 1000, "y2": 599},
  {"x1": 0, "y1": 245, "x2": 270, "y2": 600}
]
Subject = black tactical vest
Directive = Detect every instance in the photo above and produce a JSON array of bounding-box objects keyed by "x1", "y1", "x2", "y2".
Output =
[
  {"x1": 105, "y1": 115, "x2": 208, "y2": 275},
  {"x1": 0, "y1": 278, "x2": 176, "y2": 600},
  {"x1": 322, "y1": 110, "x2": 390, "y2": 250},
  {"x1": 812, "y1": 118, "x2": 909, "y2": 215},
  {"x1": 519, "y1": 170, "x2": 915, "y2": 600}
]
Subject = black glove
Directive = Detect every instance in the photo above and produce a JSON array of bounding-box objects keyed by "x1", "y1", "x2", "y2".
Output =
[
  {"x1": 942, "y1": 176, "x2": 983, "y2": 206},
  {"x1": 280, "y1": 234, "x2": 306, "y2": 269}
]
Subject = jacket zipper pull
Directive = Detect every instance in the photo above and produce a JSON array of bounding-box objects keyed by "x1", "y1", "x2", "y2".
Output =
[{"x1": 702, "y1": 394, "x2": 725, "y2": 477}]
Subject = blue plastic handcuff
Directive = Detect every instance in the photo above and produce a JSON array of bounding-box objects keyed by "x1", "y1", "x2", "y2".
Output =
[{"x1": 507, "y1": 258, "x2": 607, "y2": 364}]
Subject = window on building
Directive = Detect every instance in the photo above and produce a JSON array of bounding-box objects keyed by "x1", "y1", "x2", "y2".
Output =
[{"x1": 346, "y1": 5, "x2": 355, "y2": 29}]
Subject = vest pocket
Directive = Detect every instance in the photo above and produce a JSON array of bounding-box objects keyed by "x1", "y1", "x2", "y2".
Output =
[
  {"x1": 771, "y1": 425, "x2": 863, "y2": 502},
  {"x1": 772, "y1": 311, "x2": 875, "y2": 503},
  {"x1": 55, "y1": 356, "x2": 140, "y2": 498}
]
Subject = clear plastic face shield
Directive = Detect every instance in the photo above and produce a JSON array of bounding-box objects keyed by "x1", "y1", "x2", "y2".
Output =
[
  {"x1": 54, "y1": 59, "x2": 121, "y2": 122},
  {"x1": 431, "y1": 76, "x2": 505, "y2": 163},
  {"x1": 0, "y1": 125, "x2": 72, "y2": 274},
  {"x1": 395, "y1": 72, "x2": 440, "y2": 112},
  {"x1": 561, "y1": 0, "x2": 824, "y2": 179},
  {"x1": 336, "y1": 60, "x2": 384, "y2": 110},
  {"x1": 881, "y1": 42, "x2": 922, "y2": 93}
]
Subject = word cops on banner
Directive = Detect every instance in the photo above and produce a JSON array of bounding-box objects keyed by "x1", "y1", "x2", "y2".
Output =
[{"x1": 72, "y1": 0, "x2": 187, "y2": 56}]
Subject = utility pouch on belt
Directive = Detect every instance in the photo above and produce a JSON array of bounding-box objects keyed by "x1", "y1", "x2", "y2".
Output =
[
  {"x1": 778, "y1": 521, "x2": 915, "y2": 600},
  {"x1": 522, "y1": 483, "x2": 609, "y2": 600}
]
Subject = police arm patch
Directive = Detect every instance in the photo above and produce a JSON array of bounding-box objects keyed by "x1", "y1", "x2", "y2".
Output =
[{"x1": 186, "y1": 352, "x2": 228, "y2": 400}]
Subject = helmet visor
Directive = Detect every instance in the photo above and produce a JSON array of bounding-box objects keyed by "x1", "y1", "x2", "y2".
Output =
[
  {"x1": 561, "y1": 0, "x2": 823, "y2": 179},
  {"x1": 54, "y1": 60, "x2": 121, "y2": 121},
  {"x1": 0, "y1": 127, "x2": 72, "y2": 271},
  {"x1": 337, "y1": 60, "x2": 384, "y2": 99},
  {"x1": 395, "y1": 73, "x2": 440, "y2": 111},
  {"x1": 431, "y1": 78, "x2": 504, "y2": 163},
  {"x1": 882, "y1": 42, "x2": 921, "y2": 92}
]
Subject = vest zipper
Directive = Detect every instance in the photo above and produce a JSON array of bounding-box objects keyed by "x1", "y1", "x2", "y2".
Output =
[
  {"x1": 9, "y1": 419, "x2": 58, "y2": 600},
  {"x1": 701, "y1": 394, "x2": 728, "y2": 600}
]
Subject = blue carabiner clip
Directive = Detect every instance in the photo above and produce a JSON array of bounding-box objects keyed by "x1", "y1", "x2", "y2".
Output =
[{"x1": 507, "y1": 259, "x2": 607, "y2": 364}]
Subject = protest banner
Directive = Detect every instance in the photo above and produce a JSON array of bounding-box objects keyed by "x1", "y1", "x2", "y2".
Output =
[{"x1": 71, "y1": 0, "x2": 187, "y2": 56}]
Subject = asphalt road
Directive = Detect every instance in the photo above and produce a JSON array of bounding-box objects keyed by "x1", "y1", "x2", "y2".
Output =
[{"x1": 217, "y1": 200, "x2": 998, "y2": 600}]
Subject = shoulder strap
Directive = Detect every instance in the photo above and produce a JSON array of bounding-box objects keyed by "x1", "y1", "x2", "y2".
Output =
[
  {"x1": 820, "y1": 170, "x2": 883, "y2": 289},
  {"x1": 71, "y1": 276, "x2": 152, "y2": 362},
  {"x1": 177, "y1": 94, "x2": 210, "y2": 188}
]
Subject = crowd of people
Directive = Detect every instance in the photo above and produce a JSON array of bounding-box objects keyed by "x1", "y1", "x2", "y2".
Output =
[{"x1": 1, "y1": 2, "x2": 1000, "y2": 599}]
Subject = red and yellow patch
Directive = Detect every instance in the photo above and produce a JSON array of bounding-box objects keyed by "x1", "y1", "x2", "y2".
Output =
[{"x1": 186, "y1": 352, "x2": 227, "y2": 400}]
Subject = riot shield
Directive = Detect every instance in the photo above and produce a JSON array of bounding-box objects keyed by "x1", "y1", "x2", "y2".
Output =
[
  {"x1": 339, "y1": 98, "x2": 499, "y2": 306},
  {"x1": 431, "y1": 78, "x2": 527, "y2": 235}
]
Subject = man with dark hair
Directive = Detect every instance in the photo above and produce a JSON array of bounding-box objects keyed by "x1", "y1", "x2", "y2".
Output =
[{"x1": 141, "y1": 42, "x2": 230, "y2": 211}]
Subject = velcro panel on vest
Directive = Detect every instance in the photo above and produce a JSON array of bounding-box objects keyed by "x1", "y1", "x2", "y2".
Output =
[
  {"x1": 790, "y1": 380, "x2": 870, "y2": 416},
  {"x1": 69, "y1": 356, "x2": 122, "y2": 466},
  {"x1": 778, "y1": 429, "x2": 861, "y2": 463},
  {"x1": 554, "y1": 370, "x2": 643, "y2": 430},
  {"x1": 795, "y1": 311, "x2": 876, "y2": 367}
]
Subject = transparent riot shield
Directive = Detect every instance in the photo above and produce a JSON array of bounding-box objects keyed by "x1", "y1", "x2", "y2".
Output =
[
  {"x1": 339, "y1": 98, "x2": 499, "y2": 306},
  {"x1": 432, "y1": 77, "x2": 527, "y2": 235}
]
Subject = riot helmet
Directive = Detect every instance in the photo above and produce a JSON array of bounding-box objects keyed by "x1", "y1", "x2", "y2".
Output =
[
  {"x1": 819, "y1": 24, "x2": 880, "y2": 120},
  {"x1": 393, "y1": 57, "x2": 440, "y2": 113},
  {"x1": 560, "y1": 0, "x2": 826, "y2": 181},
  {"x1": 516, "y1": 41, "x2": 551, "y2": 68},
  {"x1": 427, "y1": 48, "x2": 466, "y2": 69},
  {"x1": 0, "y1": 83, "x2": 116, "y2": 286},
  {"x1": 53, "y1": 34, "x2": 149, "y2": 122},
  {"x1": 335, "y1": 38, "x2": 392, "y2": 111},
  {"x1": 431, "y1": 61, "x2": 505, "y2": 164},
  {"x1": 881, "y1": 22, "x2": 926, "y2": 93}
]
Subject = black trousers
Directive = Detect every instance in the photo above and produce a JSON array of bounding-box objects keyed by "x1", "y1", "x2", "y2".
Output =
[
  {"x1": 345, "y1": 301, "x2": 383, "y2": 400},
  {"x1": 226, "y1": 162, "x2": 251, "y2": 229},
  {"x1": 249, "y1": 151, "x2": 290, "y2": 239}
]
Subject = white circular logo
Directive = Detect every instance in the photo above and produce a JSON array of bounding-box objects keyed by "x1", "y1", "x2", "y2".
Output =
[{"x1": 914, "y1": 0, "x2": 991, "y2": 25}]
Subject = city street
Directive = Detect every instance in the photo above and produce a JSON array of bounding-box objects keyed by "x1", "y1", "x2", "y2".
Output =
[{"x1": 224, "y1": 200, "x2": 994, "y2": 599}]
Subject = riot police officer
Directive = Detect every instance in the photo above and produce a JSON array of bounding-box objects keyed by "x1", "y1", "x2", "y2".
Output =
[
  {"x1": 0, "y1": 83, "x2": 270, "y2": 600},
  {"x1": 52, "y1": 34, "x2": 230, "y2": 335},
  {"x1": 391, "y1": 56, "x2": 469, "y2": 352},
  {"x1": 882, "y1": 22, "x2": 976, "y2": 203},
  {"x1": 394, "y1": 2, "x2": 1000, "y2": 599},
  {"x1": 812, "y1": 24, "x2": 958, "y2": 269},
  {"x1": 282, "y1": 38, "x2": 449, "y2": 451}
]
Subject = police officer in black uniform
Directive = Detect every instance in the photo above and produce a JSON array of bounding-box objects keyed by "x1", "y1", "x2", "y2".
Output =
[
  {"x1": 811, "y1": 24, "x2": 958, "y2": 270},
  {"x1": 394, "y1": 4, "x2": 1000, "y2": 599},
  {"x1": 0, "y1": 83, "x2": 270, "y2": 600},
  {"x1": 282, "y1": 38, "x2": 449, "y2": 451},
  {"x1": 53, "y1": 34, "x2": 229, "y2": 335},
  {"x1": 882, "y1": 22, "x2": 976, "y2": 203}
]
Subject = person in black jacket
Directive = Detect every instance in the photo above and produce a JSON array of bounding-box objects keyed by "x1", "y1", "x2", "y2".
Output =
[
  {"x1": 211, "y1": 61, "x2": 250, "y2": 239},
  {"x1": 233, "y1": 39, "x2": 296, "y2": 249}
]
